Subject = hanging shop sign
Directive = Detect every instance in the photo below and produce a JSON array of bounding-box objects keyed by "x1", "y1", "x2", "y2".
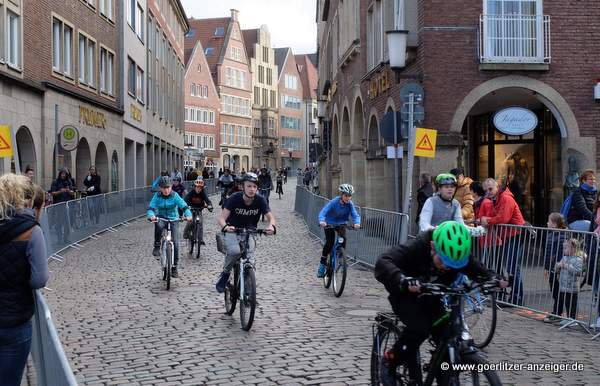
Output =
[
  {"x1": 79, "y1": 106, "x2": 107, "y2": 129},
  {"x1": 493, "y1": 107, "x2": 538, "y2": 136},
  {"x1": 59, "y1": 125, "x2": 80, "y2": 152}
]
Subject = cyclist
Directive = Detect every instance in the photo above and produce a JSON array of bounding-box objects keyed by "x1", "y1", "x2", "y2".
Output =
[
  {"x1": 147, "y1": 176, "x2": 192, "y2": 278},
  {"x1": 217, "y1": 169, "x2": 234, "y2": 207},
  {"x1": 151, "y1": 170, "x2": 170, "y2": 192},
  {"x1": 418, "y1": 173, "x2": 464, "y2": 232},
  {"x1": 225, "y1": 176, "x2": 244, "y2": 201},
  {"x1": 374, "y1": 221, "x2": 508, "y2": 384},
  {"x1": 258, "y1": 168, "x2": 273, "y2": 203},
  {"x1": 183, "y1": 177, "x2": 213, "y2": 244},
  {"x1": 215, "y1": 172, "x2": 276, "y2": 293},
  {"x1": 171, "y1": 176, "x2": 186, "y2": 198},
  {"x1": 316, "y1": 183, "x2": 361, "y2": 278}
]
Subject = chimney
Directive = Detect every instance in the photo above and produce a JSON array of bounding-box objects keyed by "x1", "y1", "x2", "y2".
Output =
[{"x1": 230, "y1": 9, "x2": 239, "y2": 21}]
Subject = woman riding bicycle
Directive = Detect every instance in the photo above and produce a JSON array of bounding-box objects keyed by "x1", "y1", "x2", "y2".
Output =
[
  {"x1": 316, "y1": 183, "x2": 361, "y2": 278},
  {"x1": 374, "y1": 221, "x2": 507, "y2": 385},
  {"x1": 147, "y1": 176, "x2": 192, "y2": 278}
]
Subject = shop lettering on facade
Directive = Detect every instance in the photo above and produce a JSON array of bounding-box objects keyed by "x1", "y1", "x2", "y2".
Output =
[
  {"x1": 79, "y1": 106, "x2": 107, "y2": 129},
  {"x1": 131, "y1": 104, "x2": 143, "y2": 122},
  {"x1": 369, "y1": 70, "x2": 390, "y2": 100}
]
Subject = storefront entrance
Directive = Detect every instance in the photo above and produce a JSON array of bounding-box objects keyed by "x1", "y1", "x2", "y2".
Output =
[{"x1": 464, "y1": 89, "x2": 562, "y2": 226}]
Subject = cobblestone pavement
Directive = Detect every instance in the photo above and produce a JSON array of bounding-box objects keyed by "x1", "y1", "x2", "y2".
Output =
[{"x1": 44, "y1": 180, "x2": 600, "y2": 385}]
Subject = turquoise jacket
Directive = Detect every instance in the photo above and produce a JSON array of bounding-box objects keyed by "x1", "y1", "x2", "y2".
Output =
[{"x1": 147, "y1": 192, "x2": 192, "y2": 221}]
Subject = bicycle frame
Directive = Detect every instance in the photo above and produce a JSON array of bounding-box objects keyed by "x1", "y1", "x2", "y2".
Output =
[
  {"x1": 159, "y1": 220, "x2": 175, "y2": 269},
  {"x1": 236, "y1": 230, "x2": 254, "y2": 296}
]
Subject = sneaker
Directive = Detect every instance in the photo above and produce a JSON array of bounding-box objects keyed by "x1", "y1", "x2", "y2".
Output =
[
  {"x1": 317, "y1": 263, "x2": 326, "y2": 278},
  {"x1": 152, "y1": 247, "x2": 160, "y2": 257},
  {"x1": 216, "y1": 271, "x2": 230, "y2": 293},
  {"x1": 590, "y1": 317, "x2": 600, "y2": 329},
  {"x1": 171, "y1": 267, "x2": 179, "y2": 278},
  {"x1": 200, "y1": 241, "x2": 206, "y2": 246},
  {"x1": 543, "y1": 315, "x2": 561, "y2": 323}
]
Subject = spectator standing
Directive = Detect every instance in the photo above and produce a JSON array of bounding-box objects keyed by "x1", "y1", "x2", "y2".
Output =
[
  {"x1": 416, "y1": 173, "x2": 434, "y2": 225},
  {"x1": 303, "y1": 168, "x2": 312, "y2": 188},
  {"x1": 83, "y1": 165, "x2": 102, "y2": 224},
  {"x1": 543, "y1": 212, "x2": 567, "y2": 323},
  {"x1": 0, "y1": 174, "x2": 49, "y2": 386},
  {"x1": 450, "y1": 167, "x2": 475, "y2": 224},
  {"x1": 24, "y1": 165, "x2": 34, "y2": 182},
  {"x1": 202, "y1": 168, "x2": 210, "y2": 180},
  {"x1": 470, "y1": 180, "x2": 499, "y2": 263},
  {"x1": 481, "y1": 178, "x2": 525, "y2": 305},
  {"x1": 312, "y1": 169, "x2": 320, "y2": 194},
  {"x1": 566, "y1": 170, "x2": 597, "y2": 230},
  {"x1": 556, "y1": 238, "x2": 585, "y2": 326}
]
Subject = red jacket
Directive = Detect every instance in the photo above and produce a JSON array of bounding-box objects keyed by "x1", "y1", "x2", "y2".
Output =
[
  {"x1": 487, "y1": 187, "x2": 524, "y2": 240},
  {"x1": 474, "y1": 197, "x2": 501, "y2": 248}
]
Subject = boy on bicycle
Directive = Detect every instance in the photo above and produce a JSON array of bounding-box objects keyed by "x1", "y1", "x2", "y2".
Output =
[
  {"x1": 147, "y1": 176, "x2": 192, "y2": 278},
  {"x1": 374, "y1": 221, "x2": 507, "y2": 384},
  {"x1": 317, "y1": 183, "x2": 361, "y2": 278},
  {"x1": 183, "y1": 177, "x2": 213, "y2": 245},
  {"x1": 215, "y1": 172, "x2": 276, "y2": 293}
]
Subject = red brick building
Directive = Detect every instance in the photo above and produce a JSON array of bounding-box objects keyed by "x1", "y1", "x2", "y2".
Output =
[
  {"x1": 184, "y1": 41, "x2": 220, "y2": 173},
  {"x1": 317, "y1": 0, "x2": 600, "y2": 225}
]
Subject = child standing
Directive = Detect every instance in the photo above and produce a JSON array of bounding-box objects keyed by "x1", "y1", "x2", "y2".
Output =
[
  {"x1": 555, "y1": 238, "x2": 585, "y2": 325},
  {"x1": 543, "y1": 213, "x2": 567, "y2": 323}
]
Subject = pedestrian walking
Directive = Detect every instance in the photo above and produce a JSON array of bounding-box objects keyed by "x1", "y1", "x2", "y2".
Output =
[
  {"x1": 0, "y1": 174, "x2": 49, "y2": 386},
  {"x1": 543, "y1": 213, "x2": 567, "y2": 323},
  {"x1": 556, "y1": 238, "x2": 585, "y2": 325}
]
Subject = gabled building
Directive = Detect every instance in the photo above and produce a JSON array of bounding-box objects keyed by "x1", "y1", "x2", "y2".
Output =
[
  {"x1": 275, "y1": 47, "x2": 304, "y2": 170},
  {"x1": 243, "y1": 25, "x2": 279, "y2": 169},
  {"x1": 186, "y1": 9, "x2": 252, "y2": 172},
  {"x1": 184, "y1": 41, "x2": 220, "y2": 172},
  {"x1": 295, "y1": 54, "x2": 319, "y2": 167}
]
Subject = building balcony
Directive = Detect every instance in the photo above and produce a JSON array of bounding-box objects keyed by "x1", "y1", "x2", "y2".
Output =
[{"x1": 479, "y1": 14, "x2": 550, "y2": 69}]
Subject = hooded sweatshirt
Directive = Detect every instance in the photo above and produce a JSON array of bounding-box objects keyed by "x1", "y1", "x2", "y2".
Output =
[{"x1": 0, "y1": 210, "x2": 49, "y2": 327}]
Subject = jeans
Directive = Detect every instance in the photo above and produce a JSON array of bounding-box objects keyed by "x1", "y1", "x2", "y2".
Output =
[
  {"x1": 0, "y1": 320, "x2": 32, "y2": 386},
  {"x1": 504, "y1": 236, "x2": 524, "y2": 305},
  {"x1": 259, "y1": 188, "x2": 271, "y2": 204},
  {"x1": 223, "y1": 233, "x2": 256, "y2": 273},
  {"x1": 154, "y1": 221, "x2": 180, "y2": 267}
]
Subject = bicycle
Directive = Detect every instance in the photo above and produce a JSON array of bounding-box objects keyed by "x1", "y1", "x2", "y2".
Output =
[
  {"x1": 458, "y1": 274, "x2": 497, "y2": 349},
  {"x1": 223, "y1": 227, "x2": 274, "y2": 331},
  {"x1": 188, "y1": 206, "x2": 212, "y2": 259},
  {"x1": 371, "y1": 280, "x2": 502, "y2": 386},
  {"x1": 322, "y1": 224, "x2": 355, "y2": 297},
  {"x1": 150, "y1": 217, "x2": 184, "y2": 290}
]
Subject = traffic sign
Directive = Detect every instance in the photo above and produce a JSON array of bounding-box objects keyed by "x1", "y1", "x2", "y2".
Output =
[
  {"x1": 400, "y1": 83, "x2": 424, "y2": 102},
  {"x1": 0, "y1": 125, "x2": 13, "y2": 158},
  {"x1": 401, "y1": 104, "x2": 425, "y2": 123},
  {"x1": 414, "y1": 128, "x2": 437, "y2": 158}
]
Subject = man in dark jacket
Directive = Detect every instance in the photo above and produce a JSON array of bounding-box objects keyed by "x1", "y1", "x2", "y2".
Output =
[
  {"x1": 416, "y1": 173, "x2": 434, "y2": 224},
  {"x1": 50, "y1": 168, "x2": 75, "y2": 243},
  {"x1": 258, "y1": 168, "x2": 273, "y2": 203},
  {"x1": 567, "y1": 170, "x2": 597, "y2": 229},
  {"x1": 374, "y1": 221, "x2": 506, "y2": 384}
]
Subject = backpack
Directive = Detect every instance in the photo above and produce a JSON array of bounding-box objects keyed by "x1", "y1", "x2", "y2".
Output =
[{"x1": 560, "y1": 192, "x2": 574, "y2": 218}]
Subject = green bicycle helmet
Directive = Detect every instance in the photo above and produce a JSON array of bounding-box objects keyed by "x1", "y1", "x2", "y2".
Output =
[
  {"x1": 432, "y1": 221, "x2": 471, "y2": 269},
  {"x1": 435, "y1": 173, "x2": 457, "y2": 187}
]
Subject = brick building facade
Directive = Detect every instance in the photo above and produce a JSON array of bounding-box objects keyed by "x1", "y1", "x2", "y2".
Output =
[{"x1": 317, "y1": 0, "x2": 600, "y2": 225}]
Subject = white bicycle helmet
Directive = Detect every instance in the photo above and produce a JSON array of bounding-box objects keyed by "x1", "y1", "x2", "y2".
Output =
[{"x1": 339, "y1": 183, "x2": 355, "y2": 195}]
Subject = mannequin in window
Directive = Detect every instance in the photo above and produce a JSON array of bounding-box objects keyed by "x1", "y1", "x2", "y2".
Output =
[{"x1": 564, "y1": 155, "x2": 580, "y2": 198}]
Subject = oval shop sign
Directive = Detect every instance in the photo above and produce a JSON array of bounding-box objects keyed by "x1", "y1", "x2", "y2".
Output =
[{"x1": 493, "y1": 107, "x2": 538, "y2": 136}]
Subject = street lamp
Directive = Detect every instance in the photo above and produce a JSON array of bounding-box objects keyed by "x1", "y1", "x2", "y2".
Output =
[
  {"x1": 386, "y1": 30, "x2": 409, "y2": 70},
  {"x1": 317, "y1": 98, "x2": 327, "y2": 119}
]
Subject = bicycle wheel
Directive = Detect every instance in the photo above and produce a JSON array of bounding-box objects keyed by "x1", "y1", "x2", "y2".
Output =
[
  {"x1": 333, "y1": 252, "x2": 347, "y2": 297},
  {"x1": 195, "y1": 222, "x2": 202, "y2": 259},
  {"x1": 462, "y1": 290, "x2": 497, "y2": 349},
  {"x1": 323, "y1": 258, "x2": 333, "y2": 289},
  {"x1": 165, "y1": 243, "x2": 172, "y2": 290},
  {"x1": 371, "y1": 321, "x2": 406, "y2": 385},
  {"x1": 240, "y1": 266, "x2": 256, "y2": 331},
  {"x1": 224, "y1": 266, "x2": 238, "y2": 315},
  {"x1": 457, "y1": 353, "x2": 502, "y2": 386}
]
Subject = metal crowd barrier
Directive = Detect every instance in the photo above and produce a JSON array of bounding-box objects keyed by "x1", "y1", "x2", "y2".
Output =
[
  {"x1": 472, "y1": 224, "x2": 600, "y2": 336},
  {"x1": 294, "y1": 185, "x2": 409, "y2": 267},
  {"x1": 30, "y1": 291, "x2": 78, "y2": 386}
]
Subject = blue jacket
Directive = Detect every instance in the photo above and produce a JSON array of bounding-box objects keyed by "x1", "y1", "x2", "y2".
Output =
[
  {"x1": 318, "y1": 197, "x2": 361, "y2": 226},
  {"x1": 147, "y1": 192, "x2": 192, "y2": 221}
]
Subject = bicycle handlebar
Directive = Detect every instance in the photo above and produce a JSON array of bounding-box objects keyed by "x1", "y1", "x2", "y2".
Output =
[
  {"x1": 410, "y1": 278, "x2": 502, "y2": 297},
  {"x1": 221, "y1": 226, "x2": 277, "y2": 235},
  {"x1": 323, "y1": 224, "x2": 358, "y2": 230},
  {"x1": 149, "y1": 217, "x2": 187, "y2": 223}
]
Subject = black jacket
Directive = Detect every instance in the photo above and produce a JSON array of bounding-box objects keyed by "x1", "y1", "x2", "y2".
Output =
[
  {"x1": 567, "y1": 186, "x2": 597, "y2": 224},
  {"x1": 258, "y1": 174, "x2": 273, "y2": 190},
  {"x1": 185, "y1": 189, "x2": 212, "y2": 209},
  {"x1": 374, "y1": 231, "x2": 495, "y2": 301},
  {"x1": 50, "y1": 177, "x2": 74, "y2": 203},
  {"x1": 83, "y1": 174, "x2": 102, "y2": 195},
  {"x1": 0, "y1": 212, "x2": 38, "y2": 327}
]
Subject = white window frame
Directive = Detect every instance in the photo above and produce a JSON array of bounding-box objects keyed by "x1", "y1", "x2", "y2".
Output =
[
  {"x1": 6, "y1": 10, "x2": 21, "y2": 70},
  {"x1": 78, "y1": 32, "x2": 96, "y2": 88}
]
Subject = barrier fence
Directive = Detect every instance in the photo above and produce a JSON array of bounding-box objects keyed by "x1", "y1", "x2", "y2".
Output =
[
  {"x1": 32, "y1": 179, "x2": 221, "y2": 384},
  {"x1": 294, "y1": 185, "x2": 600, "y2": 337}
]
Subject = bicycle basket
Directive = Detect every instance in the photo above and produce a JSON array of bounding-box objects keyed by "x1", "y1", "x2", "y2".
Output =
[{"x1": 216, "y1": 233, "x2": 227, "y2": 254}]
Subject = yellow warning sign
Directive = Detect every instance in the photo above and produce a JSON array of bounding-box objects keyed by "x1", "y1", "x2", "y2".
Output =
[
  {"x1": 414, "y1": 128, "x2": 437, "y2": 158},
  {"x1": 0, "y1": 125, "x2": 13, "y2": 158}
]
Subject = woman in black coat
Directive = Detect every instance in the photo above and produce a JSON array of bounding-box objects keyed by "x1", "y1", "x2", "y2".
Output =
[{"x1": 567, "y1": 170, "x2": 597, "y2": 229}]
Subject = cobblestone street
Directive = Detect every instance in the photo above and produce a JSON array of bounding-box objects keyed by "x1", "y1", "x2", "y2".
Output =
[{"x1": 44, "y1": 181, "x2": 600, "y2": 385}]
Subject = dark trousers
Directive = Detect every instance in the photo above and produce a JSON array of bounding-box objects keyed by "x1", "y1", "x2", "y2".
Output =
[
  {"x1": 548, "y1": 272, "x2": 560, "y2": 315},
  {"x1": 321, "y1": 227, "x2": 346, "y2": 261},
  {"x1": 557, "y1": 291, "x2": 578, "y2": 319},
  {"x1": 276, "y1": 182, "x2": 283, "y2": 195},
  {"x1": 503, "y1": 236, "x2": 524, "y2": 305},
  {"x1": 154, "y1": 222, "x2": 180, "y2": 266},
  {"x1": 0, "y1": 320, "x2": 32, "y2": 386}
]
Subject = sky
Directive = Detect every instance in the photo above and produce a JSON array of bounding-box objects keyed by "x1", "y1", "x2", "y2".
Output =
[{"x1": 181, "y1": 0, "x2": 317, "y2": 54}]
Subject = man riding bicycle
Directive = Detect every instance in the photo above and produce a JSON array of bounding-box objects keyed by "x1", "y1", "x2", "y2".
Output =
[
  {"x1": 147, "y1": 176, "x2": 192, "y2": 278},
  {"x1": 215, "y1": 172, "x2": 276, "y2": 293},
  {"x1": 217, "y1": 169, "x2": 234, "y2": 206},
  {"x1": 258, "y1": 168, "x2": 273, "y2": 203},
  {"x1": 183, "y1": 177, "x2": 213, "y2": 245},
  {"x1": 317, "y1": 183, "x2": 361, "y2": 278},
  {"x1": 374, "y1": 221, "x2": 507, "y2": 385}
]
